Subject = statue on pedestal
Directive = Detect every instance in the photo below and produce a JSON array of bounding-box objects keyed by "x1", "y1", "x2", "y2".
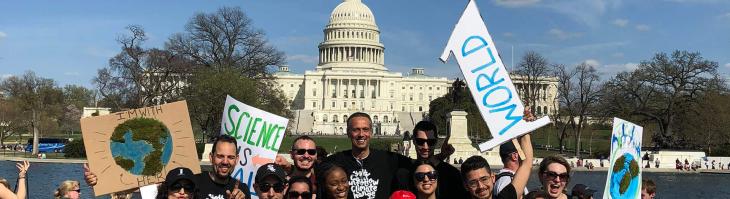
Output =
[{"x1": 451, "y1": 78, "x2": 466, "y2": 110}]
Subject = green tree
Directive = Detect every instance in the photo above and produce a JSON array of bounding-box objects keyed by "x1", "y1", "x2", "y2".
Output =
[{"x1": 0, "y1": 71, "x2": 64, "y2": 155}]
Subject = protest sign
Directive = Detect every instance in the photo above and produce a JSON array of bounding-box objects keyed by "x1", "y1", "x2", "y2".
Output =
[
  {"x1": 220, "y1": 95, "x2": 289, "y2": 199},
  {"x1": 80, "y1": 101, "x2": 200, "y2": 196},
  {"x1": 440, "y1": 0, "x2": 551, "y2": 152},
  {"x1": 603, "y1": 118, "x2": 643, "y2": 199}
]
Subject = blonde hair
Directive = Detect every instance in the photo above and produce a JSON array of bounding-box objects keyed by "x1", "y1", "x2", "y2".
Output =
[{"x1": 54, "y1": 180, "x2": 79, "y2": 199}]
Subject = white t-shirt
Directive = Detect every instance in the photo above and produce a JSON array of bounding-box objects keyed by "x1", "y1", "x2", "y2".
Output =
[{"x1": 493, "y1": 168, "x2": 529, "y2": 196}]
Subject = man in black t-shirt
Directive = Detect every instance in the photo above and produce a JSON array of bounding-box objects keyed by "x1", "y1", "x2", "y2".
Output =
[
  {"x1": 460, "y1": 134, "x2": 534, "y2": 199},
  {"x1": 198, "y1": 134, "x2": 250, "y2": 199},
  {"x1": 411, "y1": 120, "x2": 468, "y2": 198},
  {"x1": 323, "y1": 112, "x2": 413, "y2": 199}
]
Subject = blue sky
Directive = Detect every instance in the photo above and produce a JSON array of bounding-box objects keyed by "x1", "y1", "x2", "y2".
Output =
[{"x1": 1, "y1": 0, "x2": 730, "y2": 87}]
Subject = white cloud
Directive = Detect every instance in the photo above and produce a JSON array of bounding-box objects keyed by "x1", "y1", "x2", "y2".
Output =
[
  {"x1": 725, "y1": 63, "x2": 730, "y2": 68},
  {"x1": 604, "y1": 62, "x2": 639, "y2": 71},
  {"x1": 612, "y1": 52, "x2": 625, "y2": 58},
  {"x1": 612, "y1": 19, "x2": 629, "y2": 27},
  {"x1": 719, "y1": 12, "x2": 730, "y2": 19},
  {"x1": 287, "y1": 54, "x2": 319, "y2": 64},
  {"x1": 0, "y1": 31, "x2": 6, "y2": 40},
  {"x1": 547, "y1": 28, "x2": 582, "y2": 40},
  {"x1": 583, "y1": 59, "x2": 601, "y2": 67},
  {"x1": 503, "y1": 32, "x2": 515, "y2": 38},
  {"x1": 663, "y1": 0, "x2": 726, "y2": 3},
  {"x1": 494, "y1": 0, "x2": 542, "y2": 7},
  {"x1": 635, "y1": 24, "x2": 651, "y2": 31},
  {"x1": 1, "y1": 74, "x2": 13, "y2": 80}
]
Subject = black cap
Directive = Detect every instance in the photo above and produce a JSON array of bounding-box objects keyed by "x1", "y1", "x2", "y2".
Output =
[
  {"x1": 255, "y1": 163, "x2": 287, "y2": 183},
  {"x1": 499, "y1": 141, "x2": 518, "y2": 158},
  {"x1": 164, "y1": 167, "x2": 196, "y2": 188},
  {"x1": 571, "y1": 184, "x2": 597, "y2": 198}
]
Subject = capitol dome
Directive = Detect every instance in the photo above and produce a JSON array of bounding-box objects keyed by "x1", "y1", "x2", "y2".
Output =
[
  {"x1": 329, "y1": 0, "x2": 377, "y2": 28},
  {"x1": 318, "y1": 0, "x2": 386, "y2": 71}
]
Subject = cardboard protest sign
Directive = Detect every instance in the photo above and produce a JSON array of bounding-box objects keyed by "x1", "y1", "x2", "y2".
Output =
[
  {"x1": 80, "y1": 101, "x2": 200, "y2": 196},
  {"x1": 440, "y1": 0, "x2": 551, "y2": 152},
  {"x1": 603, "y1": 118, "x2": 643, "y2": 199},
  {"x1": 220, "y1": 95, "x2": 288, "y2": 199}
]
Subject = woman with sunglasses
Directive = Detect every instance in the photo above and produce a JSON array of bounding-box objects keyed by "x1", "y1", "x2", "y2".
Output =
[
  {"x1": 316, "y1": 163, "x2": 349, "y2": 199},
  {"x1": 412, "y1": 161, "x2": 438, "y2": 199},
  {"x1": 53, "y1": 180, "x2": 81, "y2": 199},
  {"x1": 157, "y1": 167, "x2": 198, "y2": 199},
  {"x1": 530, "y1": 156, "x2": 571, "y2": 199},
  {"x1": 287, "y1": 176, "x2": 314, "y2": 199}
]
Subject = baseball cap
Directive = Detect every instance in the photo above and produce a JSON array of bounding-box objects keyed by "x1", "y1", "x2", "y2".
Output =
[
  {"x1": 499, "y1": 141, "x2": 518, "y2": 158},
  {"x1": 255, "y1": 163, "x2": 287, "y2": 183},
  {"x1": 571, "y1": 184, "x2": 597, "y2": 198},
  {"x1": 164, "y1": 167, "x2": 196, "y2": 188},
  {"x1": 390, "y1": 190, "x2": 416, "y2": 199}
]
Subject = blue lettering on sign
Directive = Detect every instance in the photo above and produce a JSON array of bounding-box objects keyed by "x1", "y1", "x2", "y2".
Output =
[
  {"x1": 461, "y1": 35, "x2": 522, "y2": 135},
  {"x1": 233, "y1": 168, "x2": 256, "y2": 197}
]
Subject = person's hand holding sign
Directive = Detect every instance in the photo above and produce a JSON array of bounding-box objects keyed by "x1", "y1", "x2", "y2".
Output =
[
  {"x1": 226, "y1": 181, "x2": 246, "y2": 199},
  {"x1": 83, "y1": 163, "x2": 98, "y2": 186}
]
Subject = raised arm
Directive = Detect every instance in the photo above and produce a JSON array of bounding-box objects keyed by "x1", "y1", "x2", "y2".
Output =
[
  {"x1": 511, "y1": 134, "x2": 533, "y2": 197},
  {"x1": 15, "y1": 161, "x2": 29, "y2": 199}
]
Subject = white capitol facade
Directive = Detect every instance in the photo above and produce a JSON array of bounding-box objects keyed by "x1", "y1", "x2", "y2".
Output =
[{"x1": 274, "y1": 0, "x2": 558, "y2": 135}]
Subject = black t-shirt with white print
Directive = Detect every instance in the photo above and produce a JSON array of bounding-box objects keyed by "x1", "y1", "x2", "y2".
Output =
[
  {"x1": 195, "y1": 171, "x2": 251, "y2": 199},
  {"x1": 323, "y1": 149, "x2": 413, "y2": 199}
]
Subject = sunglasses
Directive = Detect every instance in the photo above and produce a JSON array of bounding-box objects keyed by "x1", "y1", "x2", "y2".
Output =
[
  {"x1": 71, "y1": 189, "x2": 81, "y2": 194},
  {"x1": 288, "y1": 191, "x2": 313, "y2": 199},
  {"x1": 414, "y1": 171, "x2": 439, "y2": 182},
  {"x1": 292, "y1": 149, "x2": 317, "y2": 156},
  {"x1": 171, "y1": 183, "x2": 195, "y2": 193},
  {"x1": 543, "y1": 171, "x2": 570, "y2": 182},
  {"x1": 259, "y1": 183, "x2": 286, "y2": 193},
  {"x1": 414, "y1": 138, "x2": 437, "y2": 146}
]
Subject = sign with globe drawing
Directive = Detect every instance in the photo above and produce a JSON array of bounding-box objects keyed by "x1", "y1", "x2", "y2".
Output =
[
  {"x1": 602, "y1": 118, "x2": 643, "y2": 199},
  {"x1": 81, "y1": 101, "x2": 200, "y2": 196}
]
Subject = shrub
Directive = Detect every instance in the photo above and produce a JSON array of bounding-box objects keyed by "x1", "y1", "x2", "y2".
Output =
[{"x1": 64, "y1": 138, "x2": 86, "y2": 158}]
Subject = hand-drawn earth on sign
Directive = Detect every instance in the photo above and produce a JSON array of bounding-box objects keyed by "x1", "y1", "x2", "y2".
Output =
[{"x1": 110, "y1": 118, "x2": 173, "y2": 176}]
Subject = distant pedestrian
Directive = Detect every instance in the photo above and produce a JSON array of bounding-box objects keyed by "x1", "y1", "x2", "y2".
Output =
[
  {"x1": 458, "y1": 157, "x2": 463, "y2": 164},
  {"x1": 712, "y1": 160, "x2": 716, "y2": 169},
  {"x1": 654, "y1": 158, "x2": 660, "y2": 168}
]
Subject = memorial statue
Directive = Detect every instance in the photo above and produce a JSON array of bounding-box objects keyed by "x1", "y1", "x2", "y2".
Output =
[{"x1": 451, "y1": 78, "x2": 466, "y2": 110}]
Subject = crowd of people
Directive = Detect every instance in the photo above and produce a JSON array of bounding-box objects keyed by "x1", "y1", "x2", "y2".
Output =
[{"x1": 0, "y1": 110, "x2": 660, "y2": 199}]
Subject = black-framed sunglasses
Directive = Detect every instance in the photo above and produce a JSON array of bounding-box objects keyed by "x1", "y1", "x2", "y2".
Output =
[
  {"x1": 542, "y1": 171, "x2": 570, "y2": 182},
  {"x1": 259, "y1": 183, "x2": 286, "y2": 193},
  {"x1": 292, "y1": 149, "x2": 317, "y2": 156},
  {"x1": 171, "y1": 183, "x2": 195, "y2": 193},
  {"x1": 414, "y1": 171, "x2": 439, "y2": 182},
  {"x1": 414, "y1": 138, "x2": 437, "y2": 146},
  {"x1": 71, "y1": 189, "x2": 81, "y2": 194},
  {"x1": 288, "y1": 191, "x2": 313, "y2": 199}
]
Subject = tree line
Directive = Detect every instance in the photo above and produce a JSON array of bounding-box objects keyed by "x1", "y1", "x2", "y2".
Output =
[{"x1": 429, "y1": 50, "x2": 730, "y2": 157}]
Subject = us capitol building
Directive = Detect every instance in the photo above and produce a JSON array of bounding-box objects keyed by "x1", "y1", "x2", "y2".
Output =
[{"x1": 274, "y1": 0, "x2": 558, "y2": 135}]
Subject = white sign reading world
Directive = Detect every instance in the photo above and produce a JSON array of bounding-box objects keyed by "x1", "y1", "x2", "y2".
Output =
[{"x1": 440, "y1": 0, "x2": 551, "y2": 152}]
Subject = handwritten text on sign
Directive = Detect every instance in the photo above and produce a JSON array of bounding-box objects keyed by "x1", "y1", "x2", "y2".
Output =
[
  {"x1": 220, "y1": 95, "x2": 288, "y2": 199},
  {"x1": 440, "y1": 0, "x2": 550, "y2": 152}
]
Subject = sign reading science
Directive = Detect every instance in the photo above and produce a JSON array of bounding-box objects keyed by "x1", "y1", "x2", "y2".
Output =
[
  {"x1": 220, "y1": 95, "x2": 288, "y2": 199},
  {"x1": 440, "y1": 0, "x2": 551, "y2": 152},
  {"x1": 80, "y1": 101, "x2": 200, "y2": 196}
]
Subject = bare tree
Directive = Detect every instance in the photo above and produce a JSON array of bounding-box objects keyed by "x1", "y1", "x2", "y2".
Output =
[
  {"x1": 515, "y1": 51, "x2": 550, "y2": 108},
  {"x1": 93, "y1": 25, "x2": 194, "y2": 109},
  {"x1": 602, "y1": 50, "x2": 718, "y2": 148},
  {"x1": 166, "y1": 7, "x2": 285, "y2": 77},
  {"x1": 572, "y1": 63, "x2": 602, "y2": 157},
  {"x1": 553, "y1": 64, "x2": 577, "y2": 154}
]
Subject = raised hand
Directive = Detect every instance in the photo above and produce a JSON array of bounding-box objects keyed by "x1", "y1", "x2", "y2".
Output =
[
  {"x1": 16, "y1": 161, "x2": 29, "y2": 178},
  {"x1": 83, "y1": 163, "x2": 98, "y2": 186},
  {"x1": 225, "y1": 181, "x2": 245, "y2": 199},
  {"x1": 275, "y1": 155, "x2": 292, "y2": 172}
]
